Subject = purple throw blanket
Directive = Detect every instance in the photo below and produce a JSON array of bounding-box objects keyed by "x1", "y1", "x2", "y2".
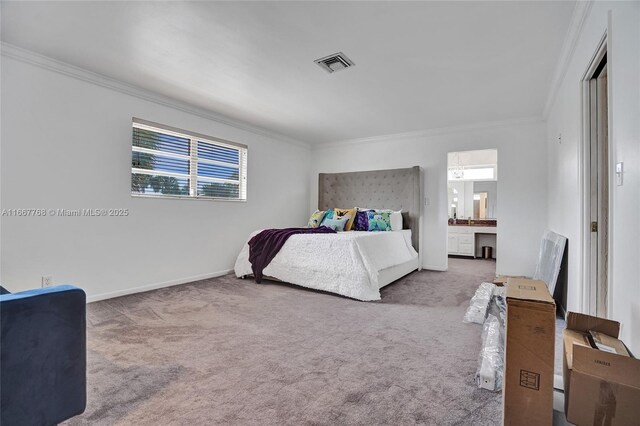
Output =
[{"x1": 248, "y1": 226, "x2": 337, "y2": 283}]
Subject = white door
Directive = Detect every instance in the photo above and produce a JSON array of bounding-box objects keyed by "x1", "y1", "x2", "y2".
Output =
[
  {"x1": 586, "y1": 53, "x2": 609, "y2": 317},
  {"x1": 448, "y1": 235, "x2": 459, "y2": 254}
]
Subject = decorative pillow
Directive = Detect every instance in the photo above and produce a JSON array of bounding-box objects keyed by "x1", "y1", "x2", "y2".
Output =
[
  {"x1": 307, "y1": 210, "x2": 326, "y2": 228},
  {"x1": 353, "y1": 210, "x2": 370, "y2": 231},
  {"x1": 322, "y1": 218, "x2": 348, "y2": 232},
  {"x1": 357, "y1": 207, "x2": 375, "y2": 214},
  {"x1": 333, "y1": 208, "x2": 356, "y2": 231},
  {"x1": 320, "y1": 208, "x2": 335, "y2": 224},
  {"x1": 367, "y1": 210, "x2": 392, "y2": 232},
  {"x1": 389, "y1": 210, "x2": 403, "y2": 231},
  {"x1": 358, "y1": 207, "x2": 402, "y2": 231}
]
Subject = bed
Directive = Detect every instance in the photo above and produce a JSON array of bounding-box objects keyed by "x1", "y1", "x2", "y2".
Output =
[{"x1": 234, "y1": 166, "x2": 423, "y2": 301}]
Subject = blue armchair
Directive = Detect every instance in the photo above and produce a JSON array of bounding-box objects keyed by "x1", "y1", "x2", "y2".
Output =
[{"x1": 1, "y1": 285, "x2": 87, "y2": 426}]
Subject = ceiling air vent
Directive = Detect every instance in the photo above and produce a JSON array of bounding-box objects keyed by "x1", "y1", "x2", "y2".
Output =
[{"x1": 314, "y1": 52, "x2": 355, "y2": 73}]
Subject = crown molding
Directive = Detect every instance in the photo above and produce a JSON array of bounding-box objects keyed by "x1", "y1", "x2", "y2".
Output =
[
  {"x1": 1, "y1": 42, "x2": 311, "y2": 150},
  {"x1": 542, "y1": 1, "x2": 594, "y2": 118},
  {"x1": 313, "y1": 116, "x2": 544, "y2": 149}
]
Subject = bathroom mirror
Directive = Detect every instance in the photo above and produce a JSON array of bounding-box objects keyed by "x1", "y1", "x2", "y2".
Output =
[{"x1": 447, "y1": 149, "x2": 498, "y2": 220}]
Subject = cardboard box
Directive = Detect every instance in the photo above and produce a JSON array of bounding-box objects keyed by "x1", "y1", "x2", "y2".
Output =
[
  {"x1": 589, "y1": 330, "x2": 630, "y2": 357},
  {"x1": 563, "y1": 312, "x2": 640, "y2": 425},
  {"x1": 493, "y1": 275, "x2": 526, "y2": 286},
  {"x1": 503, "y1": 278, "x2": 555, "y2": 426}
]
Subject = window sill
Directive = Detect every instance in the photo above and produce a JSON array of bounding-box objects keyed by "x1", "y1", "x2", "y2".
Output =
[{"x1": 131, "y1": 193, "x2": 247, "y2": 203}]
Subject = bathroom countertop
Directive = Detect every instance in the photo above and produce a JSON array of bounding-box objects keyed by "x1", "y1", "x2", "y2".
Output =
[{"x1": 448, "y1": 219, "x2": 497, "y2": 227}]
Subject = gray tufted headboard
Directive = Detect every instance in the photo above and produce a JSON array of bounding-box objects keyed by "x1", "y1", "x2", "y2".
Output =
[{"x1": 318, "y1": 166, "x2": 422, "y2": 252}]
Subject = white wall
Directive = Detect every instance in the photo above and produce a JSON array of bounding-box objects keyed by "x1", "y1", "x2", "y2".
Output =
[
  {"x1": 310, "y1": 120, "x2": 548, "y2": 275},
  {"x1": 546, "y1": 2, "x2": 640, "y2": 353},
  {"x1": 0, "y1": 55, "x2": 311, "y2": 300}
]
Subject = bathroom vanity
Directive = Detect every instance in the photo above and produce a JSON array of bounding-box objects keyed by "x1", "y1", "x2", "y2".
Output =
[{"x1": 447, "y1": 222, "x2": 497, "y2": 258}]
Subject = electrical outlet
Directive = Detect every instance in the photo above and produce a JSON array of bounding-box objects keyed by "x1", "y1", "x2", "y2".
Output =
[{"x1": 41, "y1": 276, "x2": 53, "y2": 288}]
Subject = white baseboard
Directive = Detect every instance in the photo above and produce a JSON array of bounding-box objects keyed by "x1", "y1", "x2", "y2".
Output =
[
  {"x1": 86, "y1": 269, "x2": 234, "y2": 303},
  {"x1": 423, "y1": 264, "x2": 448, "y2": 272}
]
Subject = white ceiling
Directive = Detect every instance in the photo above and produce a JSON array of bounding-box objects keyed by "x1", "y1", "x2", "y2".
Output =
[{"x1": 1, "y1": 1, "x2": 576, "y2": 145}]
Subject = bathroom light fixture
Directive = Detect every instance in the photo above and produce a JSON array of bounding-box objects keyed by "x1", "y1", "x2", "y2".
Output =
[{"x1": 449, "y1": 152, "x2": 464, "y2": 179}]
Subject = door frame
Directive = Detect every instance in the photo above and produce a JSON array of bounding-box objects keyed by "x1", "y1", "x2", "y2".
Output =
[{"x1": 579, "y1": 31, "x2": 614, "y2": 317}]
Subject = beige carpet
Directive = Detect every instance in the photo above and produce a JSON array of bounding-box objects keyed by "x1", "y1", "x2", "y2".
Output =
[{"x1": 65, "y1": 258, "x2": 501, "y2": 425}]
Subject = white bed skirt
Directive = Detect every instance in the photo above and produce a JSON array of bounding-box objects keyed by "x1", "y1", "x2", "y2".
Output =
[{"x1": 378, "y1": 257, "x2": 420, "y2": 289}]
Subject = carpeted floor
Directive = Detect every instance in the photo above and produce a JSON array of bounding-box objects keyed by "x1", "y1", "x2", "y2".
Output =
[{"x1": 66, "y1": 258, "x2": 501, "y2": 426}]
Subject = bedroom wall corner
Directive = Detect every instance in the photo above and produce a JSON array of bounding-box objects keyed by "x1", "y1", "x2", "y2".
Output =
[
  {"x1": 309, "y1": 120, "x2": 548, "y2": 277},
  {"x1": 0, "y1": 52, "x2": 312, "y2": 299}
]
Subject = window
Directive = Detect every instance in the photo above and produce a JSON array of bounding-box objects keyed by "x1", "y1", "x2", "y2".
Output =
[
  {"x1": 131, "y1": 118, "x2": 247, "y2": 201},
  {"x1": 447, "y1": 166, "x2": 496, "y2": 181}
]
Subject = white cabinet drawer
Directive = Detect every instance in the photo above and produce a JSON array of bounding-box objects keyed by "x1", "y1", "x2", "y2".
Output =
[
  {"x1": 457, "y1": 228, "x2": 473, "y2": 234},
  {"x1": 448, "y1": 235, "x2": 459, "y2": 253},
  {"x1": 459, "y1": 235, "x2": 473, "y2": 244},
  {"x1": 458, "y1": 243, "x2": 473, "y2": 255}
]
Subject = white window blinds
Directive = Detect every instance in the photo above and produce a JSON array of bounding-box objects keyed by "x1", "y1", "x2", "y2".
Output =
[{"x1": 131, "y1": 118, "x2": 247, "y2": 200}]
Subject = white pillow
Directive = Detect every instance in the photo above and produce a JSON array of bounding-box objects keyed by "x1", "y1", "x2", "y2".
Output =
[
  {"x1": 356, "y1": 207, "x2": 403, "y2": 231},
  {"x1": 390, "y1": 210, "x2": 403, "y2": 231}
]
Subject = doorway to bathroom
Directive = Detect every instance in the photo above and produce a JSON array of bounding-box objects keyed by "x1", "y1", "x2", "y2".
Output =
[{"x1": 447, "y1": 149, "x2": 498, "y2": 261}]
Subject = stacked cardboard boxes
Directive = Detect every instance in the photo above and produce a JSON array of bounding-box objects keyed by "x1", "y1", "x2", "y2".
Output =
[{"x1": 495, "y1": 271, "x2": 638, "y2": 425}]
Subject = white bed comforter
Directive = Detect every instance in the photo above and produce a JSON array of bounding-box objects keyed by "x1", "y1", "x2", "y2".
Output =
[{"x1": 234, "y1": 230, "x2": 418, "y2": 301}]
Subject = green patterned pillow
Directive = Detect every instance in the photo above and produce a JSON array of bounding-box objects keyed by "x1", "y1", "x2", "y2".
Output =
[
  {"x1": 367, "y1": 210, "x2": 392, "y2": 231},
  {"x1": 320, "y1": 208, "x2": 334, "y2": 224},
  {"x1": 307, "y1": 210, "x2": 326, "y2": 228},
  {"x1": 322, "y1": 218, "x2": 348, "y2": 232}
]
